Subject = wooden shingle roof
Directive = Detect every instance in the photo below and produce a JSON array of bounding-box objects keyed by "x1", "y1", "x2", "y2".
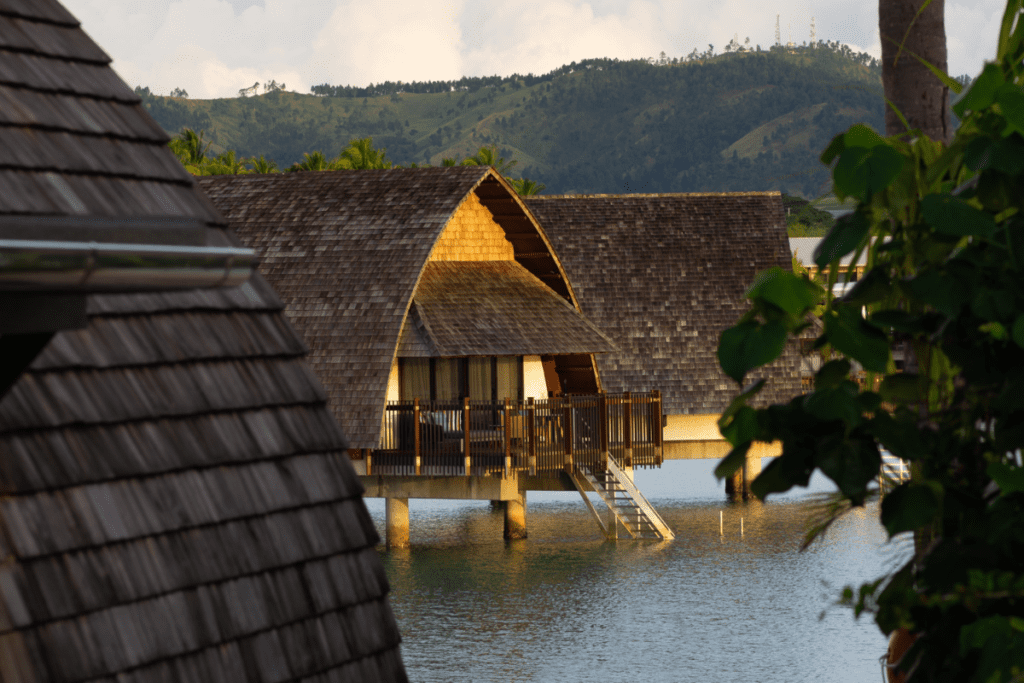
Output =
[
  {"x1": 411, "y1": 261, "x2": 615, "y2": 357},
  {"x1": 0, "y1": 1, "x2": 406, "y2": 680},
  {"x1": 0, "y1": 274, "x2": 407, "y2": 683},
  {"x1": 525, "y1": 192, "x2": 803, "y2": 415},
  {"x1": 200, "y1": 167, "x2": 600, "y2": 449},
  {"x1": 0, "y1": 0, "x2": 220, "y2": 239}
]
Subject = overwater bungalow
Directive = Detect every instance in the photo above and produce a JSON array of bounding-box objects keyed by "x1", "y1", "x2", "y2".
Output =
[
  {"x1": 201, "y1": 168, "x2": 674, "y2": 544},
  {"x1": 0, "y1": 1, "x2": 406, "y2": 680},
  {"x1": 525, "y1": 192, "x2": 803, "y2": 497}
]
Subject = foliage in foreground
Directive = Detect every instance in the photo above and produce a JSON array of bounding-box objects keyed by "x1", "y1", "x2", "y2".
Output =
[
  {"x1": 715, "y1": 3, "x2": 1024, "y2": 681},
  {"x1": 168, "y1": 131, "x2": 545, "y2": 195}
]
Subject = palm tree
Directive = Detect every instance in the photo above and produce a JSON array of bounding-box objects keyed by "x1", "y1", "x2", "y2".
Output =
[
  {"x1": 248, "y1": 154, "x2": 279, "y2": 174},
  {"x1": 205, "y1": 150, "x2": 249, "y2": 175},
  {"x1": 288, "y1": 151, "x2": 333, "y2": 172},
  {"x1": 168, "y1": 128, "x2": 211, "y2": 170},
  {"x1": 338, "y1": 137, "x2": 392, "y2": 169},
  {"x1": 465, "y1": 145, "x2": 518, "y2": 175},
  {"x1": 510, "y1": 177, "x2": 545, "y2": 196},
  {"x1": 879, "y1": 0, "x2": 949, "y2": 142}
]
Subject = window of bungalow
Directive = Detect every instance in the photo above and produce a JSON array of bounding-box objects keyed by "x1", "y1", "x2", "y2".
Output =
[{"x1": 399, "y1": 357, "x2": 523, "y2": 403}]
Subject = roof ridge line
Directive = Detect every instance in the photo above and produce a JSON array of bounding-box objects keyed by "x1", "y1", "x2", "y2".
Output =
[{"x1": 527, "y1": 191, "x2": 783, "y2": 199}]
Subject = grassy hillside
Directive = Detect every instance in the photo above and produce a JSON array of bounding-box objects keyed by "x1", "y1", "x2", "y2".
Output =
[{"x1": 140, "y1": 44, "x2": 884, "y2": 197}]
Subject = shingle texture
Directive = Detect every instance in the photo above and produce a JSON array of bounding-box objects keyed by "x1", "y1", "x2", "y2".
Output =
[
  {"x1": 412, "y1": 261, "x2": 616, "y2": 357},
  {"x1": 0, "y1": 0, "x2": 219, "y2": 226},
  {"x1": 526, "y1": 192, "x2": 803, "y2": 415},
  {"x1": 0, "y1": 2, "x2": 406, "y2": 680},
  {"x1": 200, "y1": 167, "x2": 602, "y2": 449}
]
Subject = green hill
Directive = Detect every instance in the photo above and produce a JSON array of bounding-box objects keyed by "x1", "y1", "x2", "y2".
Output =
[{"x1": 139, "y1": 44, "x2": 884, "y2": 198}]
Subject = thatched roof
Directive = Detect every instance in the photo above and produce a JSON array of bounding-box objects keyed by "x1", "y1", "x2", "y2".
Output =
[
  {"x1": 0, "y1": 2, "x2": 406, "y2": 680},
  {"x1": 526, "y1": 192, "x2": 803, "y2": 415},
  {"x1": 200, "y1": 167, "x2": 610, "y2": 449}
]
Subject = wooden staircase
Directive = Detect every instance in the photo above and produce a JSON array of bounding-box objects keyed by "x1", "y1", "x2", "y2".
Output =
[{"x1": 570, "y1": 458, "x2": 675, "y2": 541}]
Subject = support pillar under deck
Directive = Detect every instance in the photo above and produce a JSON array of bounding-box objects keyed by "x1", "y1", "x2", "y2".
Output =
[
  {"x1": 744, "y1": 454, "x2": 762, "y2": 500},
  {"x1": 504, "y1": 492, "x2": 527, "y2": 540},
  {"x1": 386, "y1": 497, "x2": 409, "y2": 549}
]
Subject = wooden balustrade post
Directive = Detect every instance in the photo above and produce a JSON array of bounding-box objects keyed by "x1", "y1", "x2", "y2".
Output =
[
  {"x1": 653, "y1": 389, "x2": 663, "y2": 466},
  {"x1": 503, "y1": 397, "x2": 512, "y2": 476},
  {"x1": 463, "y1": 397, "x2": 471, "y2": 476},
  {"x1": 527, "y1": 397, "x2": 536, "y2": 476},
  {"x1": 413, "y1": 398, "x2": 421, "y2": 476},
  {"x1": 563, "y1": 398, "x2": 573, "y2": 472},
  {"x1": 365, "y1": 448, "x2": 372, "y2": 476},
  {"x1": 598, "y1": 392, "x2": 609, "y2": 472},
  {"x1": 623, "y1": 391, "x2": 633, "y2": 468}
]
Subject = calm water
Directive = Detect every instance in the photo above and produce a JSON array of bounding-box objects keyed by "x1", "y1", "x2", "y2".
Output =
[{"x1": 366, "y1": 460, "x2": 912, "y2": 682}]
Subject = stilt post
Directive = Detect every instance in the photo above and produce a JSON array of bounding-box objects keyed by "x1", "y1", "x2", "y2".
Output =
[
  {"x1": 504, "y1": 492, "x2": 527, "y2": 540},
  {"x1": 413, "y1": 398, "x2": 421, "y2": 476},
  {"x1": 504, "y1": 397, "x2": 512, "y2": 475},
  {"x1": 386, "y1": 497, "x2": 410, "y2": 549},
  {"x1": 527, "y1": 397, "x2": 537, "y2": 476},
  {"x1": 463, "y1": 397, "x2": 471, "y2": 476}
]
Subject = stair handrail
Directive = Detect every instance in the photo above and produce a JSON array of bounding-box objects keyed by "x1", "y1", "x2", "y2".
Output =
[{"x1": 604, "y1": 457, "x2": 675, "y2": 540}]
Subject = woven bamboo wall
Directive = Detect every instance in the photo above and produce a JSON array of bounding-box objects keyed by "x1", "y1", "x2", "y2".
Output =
[{"x1": 429, "y1": 192, "x2": 514, "y2": 261}]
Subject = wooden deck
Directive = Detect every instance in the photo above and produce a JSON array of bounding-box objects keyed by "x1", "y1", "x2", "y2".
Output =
[{"x1": 359, "y1": 391, "x2": 663, "y2": 477}]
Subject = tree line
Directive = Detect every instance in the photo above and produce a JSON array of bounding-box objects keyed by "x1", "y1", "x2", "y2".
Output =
[{"x1": 169, "y1": 129, "x2": 545, "y2": 195}]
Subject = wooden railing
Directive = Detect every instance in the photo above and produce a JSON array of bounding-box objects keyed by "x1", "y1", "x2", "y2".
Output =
[{"x1": 370, "y1": 391, "x2": 663, "y2": 477}]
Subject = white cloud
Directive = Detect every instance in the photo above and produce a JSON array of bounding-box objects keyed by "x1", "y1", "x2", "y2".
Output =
[{"x1": 59, "y1": 0, "x2": 1006, "y2": 99}]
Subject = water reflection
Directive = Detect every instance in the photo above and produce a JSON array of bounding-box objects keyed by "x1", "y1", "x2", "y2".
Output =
[{"x1": 369, "y1": 461, "x2": 912, "y2": 682}]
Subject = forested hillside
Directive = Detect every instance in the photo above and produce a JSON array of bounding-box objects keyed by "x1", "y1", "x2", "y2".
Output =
[{"x1": 139, "y1": 43, "x2": 886, "y2": 197}]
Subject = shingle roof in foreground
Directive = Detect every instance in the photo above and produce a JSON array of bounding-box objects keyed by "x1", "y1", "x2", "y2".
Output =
[
  {"x1": 526, "y1": 192, "x2": 803, "y2": 415},
  {"x1": 0, "y1": 1, "x2": 406, "y2": 680},
  {"x1": 200, "y1": 167, "x2": 601, "y2": 449}
]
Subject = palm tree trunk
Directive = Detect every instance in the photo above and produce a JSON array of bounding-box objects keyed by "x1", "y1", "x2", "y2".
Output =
[{"x1": 879, "y1": 0, "x2": 951, "y2": 142}]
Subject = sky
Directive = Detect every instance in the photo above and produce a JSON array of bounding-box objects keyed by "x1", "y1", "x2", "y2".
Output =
[{"x1": 61, "y1": 0, "x2": 1007, "y2": 100}]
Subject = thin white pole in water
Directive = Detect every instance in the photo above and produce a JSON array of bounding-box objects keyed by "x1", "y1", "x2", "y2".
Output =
[
  {"x1": 741, "y1": 517, "x2": 744, "y2": 537},
  {"x1": 719, "y1": 511, "x2": 723, "y2": 536}
]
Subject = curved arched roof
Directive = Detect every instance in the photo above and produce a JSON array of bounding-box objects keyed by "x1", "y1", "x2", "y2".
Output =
[{"x1": 200, "y1": 167, "x2": 610, "y2": 449}]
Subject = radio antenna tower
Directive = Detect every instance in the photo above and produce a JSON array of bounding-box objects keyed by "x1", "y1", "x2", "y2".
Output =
[
  {"x1": 810, "y1": 17, "x2": 816, "y2": 46},
  {"x1": 775, "y1": 14, "x2": 781, "y2": 45}
]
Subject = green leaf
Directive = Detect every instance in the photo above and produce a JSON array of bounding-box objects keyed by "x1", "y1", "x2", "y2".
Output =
[
  {"x1": 747, "y1": 266, "x2": 821, "y2": 317},
  {"x1": 714, "y1": 441, "x2": 751, "y2": 480},
  {"x1": 921, "y1": 194, "x2": 997, "y2": 237},
  {"x1": 964, "y1": 135, "x2": 1024, "y2": 175},
  {"x1": 881, "y1": 482, "x2": 941, "y2": 537},
  {"x1": 879, "y1": 374, "x2": 926, "y2": 404},
  {"x1": 717, "y1": 320, "x2": 788, "y2": 385},
  {"x1": 903, "y1": 269, "x2": 971, "y2": 317},
  {"x1": 960, "y1": 616, "x2": 1011, "y2": 652},
  {"x1": 820, "y1": 132, "x2": 846, "y2": 165},
  {"x1": 841, "y1": 267, "x2": 891, "y2": 306},
  {"x1": 832, "y1": 141, "x2": 904, "y2": 201},
  {"x1": 843, "y1": 123, "x2": 887, "y2": 149},
  {"x1": 814, "y1": 211, "x2": 871, "y2": 269},
  {"x1": 1012, "y1": 314, "x2": 1024, "y2": 348},
  {"x1": 804, "y1": 384, "x2": 862, "y2": 425},
  {"x1": 719, "y1": 405, "x2": 758, "y2": 446},
  {"x1": 814, "y1": 359, "x2": 852, "y2": 390},
  {"x1": 997, "y1": 84, "x2": 1024, "y2": 135},
  {"x1": 987, "y1": 461, "x2": 1024, "y2": 494},
  {"x1": 719, "y1": 378, "x2": 767, "y2": 424},
  {"x1": 750, "y1": 452, "x2": 804, "y2": 499},
  {"x1": 952, "y1": 63, "x2": 1004, "y2": 118},
  {"x1": 815, "y1": 437, "x2": 881, "y2": 501},
  {"x1": 870, "y1": 310, "x2": 931, "y2": 334},
  {"x1": 867, "y1": 413, "x2": 924, "y2": 461},
  {"x1": 824, "y1": 307, "x2": 891, "y2": 373}
]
